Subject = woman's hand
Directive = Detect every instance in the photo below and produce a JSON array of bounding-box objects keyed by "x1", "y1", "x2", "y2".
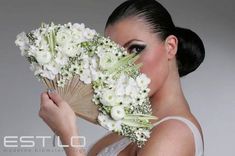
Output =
[
  {"x1": 39, "y1": 89, "x2": 77, "y2": 138},
  {"x1": 39, "y1": 89, "x2": 86, "y2": 156}
]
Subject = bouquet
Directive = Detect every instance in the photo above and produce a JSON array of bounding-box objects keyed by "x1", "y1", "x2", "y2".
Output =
[{"x1": 15, "y1": 22, "x2": 158, "y2": 147}]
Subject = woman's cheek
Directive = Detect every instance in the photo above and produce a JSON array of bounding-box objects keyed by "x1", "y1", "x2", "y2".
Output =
[
  {"x1": 139, "y1": 48, "x2": 169, "y2": 95},
  {"x1": 138, "y1": 56, "x2": 158, "y2": 94}
]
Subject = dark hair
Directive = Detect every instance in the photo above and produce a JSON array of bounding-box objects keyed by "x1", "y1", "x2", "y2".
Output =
[{"x1": 105, "y1": 0, "x2": 205, "y2": 77}]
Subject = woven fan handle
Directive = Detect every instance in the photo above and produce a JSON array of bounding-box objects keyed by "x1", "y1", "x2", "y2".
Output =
[{"x1": 41, "y1": 76, "x2": 99, "y2": 125}]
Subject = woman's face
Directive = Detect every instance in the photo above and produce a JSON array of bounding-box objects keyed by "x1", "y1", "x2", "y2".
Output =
[{"x1": 105, "y1": 16, "x2": 173, "y2": 96}]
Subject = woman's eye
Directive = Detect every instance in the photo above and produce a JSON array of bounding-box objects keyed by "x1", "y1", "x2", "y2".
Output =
[{"x1": 128, "y1": 44, "x2": 146, "y2": 54}]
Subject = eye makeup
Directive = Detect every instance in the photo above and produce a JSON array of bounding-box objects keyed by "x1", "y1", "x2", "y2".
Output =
[
  {"x1": 123, "y1": 39, "x2": 146, "y2": 54},
  {"x1": 127, "y1": 43, "x2": 146, "y2": 54}
]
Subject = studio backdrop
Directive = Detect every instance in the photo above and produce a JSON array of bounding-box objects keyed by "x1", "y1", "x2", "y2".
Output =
[{"x1": 0, "y1": 0, "x2": 234, "y2": 156}]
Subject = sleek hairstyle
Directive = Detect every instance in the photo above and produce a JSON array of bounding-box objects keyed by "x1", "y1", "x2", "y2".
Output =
[{"x1": 105, "y1": 0, "x2": 205, "y2": 77}]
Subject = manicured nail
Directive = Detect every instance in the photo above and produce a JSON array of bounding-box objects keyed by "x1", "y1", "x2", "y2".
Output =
[{"x1": 47, "y1": 88, "x2": 56, "y2": 94}]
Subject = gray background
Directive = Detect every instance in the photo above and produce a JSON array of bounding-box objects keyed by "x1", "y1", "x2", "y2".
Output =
[{"x1": 0, "y1": 0, "x2": 234, "y2": 155}]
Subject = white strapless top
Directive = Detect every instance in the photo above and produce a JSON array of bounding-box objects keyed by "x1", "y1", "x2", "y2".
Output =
[{"x1": 95, "y1": 116, "x2": 204, "y2": 156}]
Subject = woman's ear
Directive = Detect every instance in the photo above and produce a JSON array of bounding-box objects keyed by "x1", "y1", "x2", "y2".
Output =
[{"x1": 164, "y1": 35, "x2": 178, "y2": 60}]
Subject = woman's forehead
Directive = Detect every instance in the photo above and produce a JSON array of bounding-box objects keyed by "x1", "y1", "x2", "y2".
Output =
[{"x1": 104, "y1": 17, "x2": 152, "y2": 46}]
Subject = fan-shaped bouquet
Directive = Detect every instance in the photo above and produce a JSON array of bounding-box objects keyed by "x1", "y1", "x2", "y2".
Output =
[{"x1": 15, "y1": 22, "x2": 158, "y2": 147}]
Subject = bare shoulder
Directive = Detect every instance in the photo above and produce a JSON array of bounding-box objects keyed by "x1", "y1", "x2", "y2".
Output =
[
  {"x1": 87, "y1": 132, "x2": 123, "y2": 156},
  {"x1": 137, "y1": 115, "x2": 203, "y2": 156}
]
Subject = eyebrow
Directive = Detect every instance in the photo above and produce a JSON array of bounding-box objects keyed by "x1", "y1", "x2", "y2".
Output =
[{"x1": 123, "y1": 39, "x2": 143, "y2": 48}]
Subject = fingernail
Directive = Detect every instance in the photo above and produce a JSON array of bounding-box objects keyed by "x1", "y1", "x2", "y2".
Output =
[{"x1": 47, "y1": 88, "x2": 56, "y2": 94}]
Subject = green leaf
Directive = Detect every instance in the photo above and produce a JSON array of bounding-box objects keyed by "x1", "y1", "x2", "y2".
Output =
[
  {"x1": 122, "y1": 119, "x2": 152, "y2": 128},
  {"x1": 124, "y1": 114, "x2": 158, "y2": 120}
]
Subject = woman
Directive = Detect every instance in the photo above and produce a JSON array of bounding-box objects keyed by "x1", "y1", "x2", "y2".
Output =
[{"x1": 39, "y1": 0, "x2": 205, "y2": 155}]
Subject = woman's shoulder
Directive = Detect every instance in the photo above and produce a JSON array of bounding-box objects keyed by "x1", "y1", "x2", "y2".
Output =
[
  {"x1": 137, "y1": 113, "x2": 203, "y2": 156},
  {"x1": 154, "y1": 113, "x2": 203, "y2": 138},
  {"x1": 87, "y1": 131, "x2": 124, "y2": 156},
  {"x1": 88, "y1": 113, "x2": 204, "y2": 156}
]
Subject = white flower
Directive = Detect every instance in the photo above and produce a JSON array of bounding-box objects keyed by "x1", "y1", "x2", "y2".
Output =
[
  {"x1": 96, "y1": 47, "x2": 106, "y2": 57},
  {"x1": 125, "y1": 85, "x2": 139, "y2": 97},
  {"x1": 115, "y1": 84, "x2": 125, "y2": 96},
  {"x1": 82, "y1": 55, "x2": 90, "y2": 69},
  {"x1": 15, "y1": 32, "x2": 28, "y2": 47},
  {"x1": 90, "y1": 68, "x2": 99, "y2": 81},
  {"x1": 90, "y1": 56, "x2": 98, "y2": 69},
  {"x1": 57, "y1": 79, "x2": 66, "y2": 87},
  {"x1": 26, "y1": 45, "x2": 37, "y2": 57},
  {"x1": 15, "y1": 32, "x2": 30, "y2": 55},
  {"x1": 62, "y1": 70, "x2": 73, "y2": 80},
  {"x1": 76, "y1": 45, "x2": 86, "y2": 56},
  {"x1": 122, "y1": 96, "x2": 133, "y2": 106},
  {"x1": 100, "y1": 90, "x2": 117, "y2": 106},
  {"x1": 115, "y1": 74, "x2": 128, "y2": 96},
  {"x1": 125, "y1": 77, "x2": 139, "y2": 97},
  {"x1": 29, "y1": 62, "x2": 37, "y2": 72},
  {"x1": 44, "y1": 62, "x2": 60, "y2": 75},
  {"x1": 30, "y1": 62, "x2": 43, "y2": 76},
  {"x1": 80, "y1": 69, "x2": 92, "y2": 84},
  {"x1": 35, "y1": 51, "x2": 52, "y2": 65},
  {"x1": 58, "y1": 42, "x2": 78, "y2": 57},
  {"x1": 69, "y1": 64, "x2": 80, "y2": 74},
  {"x1": 103, "y1": 74, "x2": 116, "y2": 85},
  {"x1": 38, "y1": 36, "x2": 49, "y2": 52},
  {"x1": 83, "y1": 28, "x2": 96, "y2": 40},
  {"x1": 40, "y1": 70, "x2": 55, "y2": 80},
  {"x1": 135, "y1": 129, "x2": 150, "y2": 142},
  {"x1": 72, "y1": 23, "x2": 85, "y2": 31},
  {"x1": 97, "y1": 113, "x2": 122, "y2": 131},
  {"x1": 71, "y1": 23, "x2": 83, "y2": 36},
  {"x1": 143, "y1": 130, "x2": 150, "y2": 138},
  {"x1": 99, "y1": 52, "x2": 118, "y2": 70},
  {"x1": 56, "y1": 28, "x2": 72, "y2": 44},
  {"x1": 32, "y1": 29, "x2": 43, "y2": 47},
  {"x1": 110, "y1": 105, "x2": 125, "y2": 120},
  {"x1": 55, "y1": 52, "x2": 68, "y2": 66},
  {"x1": 136, "y1": 74, "x2": 151, "y2": 89}
]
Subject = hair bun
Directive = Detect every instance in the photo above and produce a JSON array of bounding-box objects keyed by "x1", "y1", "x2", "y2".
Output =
[{"x1": 174, "y1": 27, "x2": 205, "y2": 77}]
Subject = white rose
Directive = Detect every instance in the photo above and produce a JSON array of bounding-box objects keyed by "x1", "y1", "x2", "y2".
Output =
[
  {"x1": 97, "y1": 113, "x2": 122, "y2": 131},
  {"x1": 35, "y1": 51, "x2": 51, "y2": 65},
  {"x1": 136, "y1": 74, "x2": 151, "y2": 89},
  {"x1": 56, "y1": 29, "x2": 72, "y2": 44},
  {"x1": 61, "y1": 42, "x2": 77, "y2": 57},
  {"x1": 111, "y1": 105, "x2": 125, "y2": 120},
  {"x1": 100, "y1": 90, "x2": 117, "y2": 106}
]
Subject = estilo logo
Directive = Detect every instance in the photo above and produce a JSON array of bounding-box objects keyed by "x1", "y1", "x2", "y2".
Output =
[{"x1": 3, "y1": 135, "x2": 86, "y2": 148}]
